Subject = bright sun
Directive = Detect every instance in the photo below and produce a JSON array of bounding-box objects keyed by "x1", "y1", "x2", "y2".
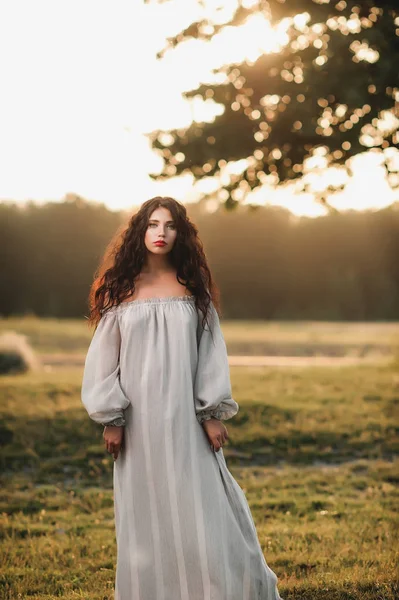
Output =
[{"x1": 0, "y1": 0, "x2": 397, "y2": 217}]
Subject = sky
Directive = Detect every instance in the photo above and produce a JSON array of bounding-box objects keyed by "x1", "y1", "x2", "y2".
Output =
[{"x1": 0, "y1": 0, "x2": 398, "y2": 218}]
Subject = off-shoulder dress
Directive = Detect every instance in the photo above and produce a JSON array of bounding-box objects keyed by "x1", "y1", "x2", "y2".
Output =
[{"x1": 81, "y1": 295, "x2": 282, "y2": 600}]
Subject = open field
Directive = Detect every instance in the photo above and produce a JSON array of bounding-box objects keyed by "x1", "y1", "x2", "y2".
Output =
[
  {"x1": 1, "y1": 316, "x2": 399, "y2": 358},
  {"x1": 1, "y1": 338, "x2": 398, "y2": 598}
]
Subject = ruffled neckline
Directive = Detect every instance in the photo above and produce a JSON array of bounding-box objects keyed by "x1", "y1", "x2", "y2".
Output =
[{"x1": 105, "y1": 294, "x2": 196, "y2": 314}]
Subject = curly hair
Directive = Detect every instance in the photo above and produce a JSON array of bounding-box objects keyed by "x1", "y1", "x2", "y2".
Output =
[{"x1": 87, "y1": 196, "x2": 221, "y2": 331}]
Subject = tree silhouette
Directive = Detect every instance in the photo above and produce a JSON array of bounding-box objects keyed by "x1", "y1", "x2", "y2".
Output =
[{"x1": 148, "y1": 0, "x2": 399, "y2": 208}]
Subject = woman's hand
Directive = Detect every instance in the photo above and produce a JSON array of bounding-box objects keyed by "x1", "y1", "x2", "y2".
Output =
[
  {"x1": 202, "y1": 418, "x2": 229, "y2": 452},
  {"x1": 103, "y1": 425, "x2": 124, "y2": 460}
]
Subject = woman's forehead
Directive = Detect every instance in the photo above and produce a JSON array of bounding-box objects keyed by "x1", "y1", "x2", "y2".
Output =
[{"x1": 149, "y1": 206, "x2": 174, "y2": 220}]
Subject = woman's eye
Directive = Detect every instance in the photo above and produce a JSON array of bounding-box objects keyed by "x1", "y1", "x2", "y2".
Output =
[{"x1": 148, "y1": 223, "x2": 175, "y2": 229}]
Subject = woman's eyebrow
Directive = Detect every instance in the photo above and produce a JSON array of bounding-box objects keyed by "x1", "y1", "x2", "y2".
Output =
[{"x1": 149, "y1": 219, "x2": 175, "y2": 223}]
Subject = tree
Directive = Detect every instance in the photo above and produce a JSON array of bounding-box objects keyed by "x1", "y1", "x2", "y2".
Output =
[{"x1": 148, "y1": 0, "x2": 399, "y2": 208}]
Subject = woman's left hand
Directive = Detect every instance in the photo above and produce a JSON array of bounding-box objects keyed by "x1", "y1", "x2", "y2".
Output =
[{"x1": 202, "y1": 418, "x2": 229, "y2": 452}]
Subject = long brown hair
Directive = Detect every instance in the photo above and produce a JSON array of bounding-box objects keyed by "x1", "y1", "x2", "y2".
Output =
[{"x1": 87, "y1": 196, "x2": 220, "y2": 330}]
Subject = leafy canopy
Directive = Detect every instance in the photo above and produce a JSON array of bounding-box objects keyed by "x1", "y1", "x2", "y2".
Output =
[{"x1": 147, "y1": 0, "x2": 399, "y2": 208}]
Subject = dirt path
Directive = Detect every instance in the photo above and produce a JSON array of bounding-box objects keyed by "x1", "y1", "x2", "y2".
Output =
[{"x1": 228, "y1": 354, "x2": 390, "y2": 367}]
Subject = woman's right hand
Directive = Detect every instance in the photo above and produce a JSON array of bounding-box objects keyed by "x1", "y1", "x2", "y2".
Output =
[
  {"x1": 103, "y1": 425, "x2": 124, "y2": 460},
  {"x1": 202, "y1": 418, "x2": 229, "y2": 452}
]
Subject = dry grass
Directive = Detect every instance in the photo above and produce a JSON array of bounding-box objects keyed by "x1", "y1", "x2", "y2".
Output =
[{"x1": 1, "y1": 316, "x2": 399, "y2": 357}]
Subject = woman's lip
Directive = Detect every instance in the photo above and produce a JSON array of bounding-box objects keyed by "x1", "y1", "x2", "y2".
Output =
[{"x1": 154, "y1": 241, "x2": 166, "y2": 246}]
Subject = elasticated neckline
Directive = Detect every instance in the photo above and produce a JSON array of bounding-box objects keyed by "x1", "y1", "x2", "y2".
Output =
[{"x1": 105, "y1": 295, "x2": 196, "y2": 314}]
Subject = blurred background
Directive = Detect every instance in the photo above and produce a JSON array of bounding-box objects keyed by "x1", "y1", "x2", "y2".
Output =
[{"x1": 1, "y1": 1, "x2": 398, "y2": 599}]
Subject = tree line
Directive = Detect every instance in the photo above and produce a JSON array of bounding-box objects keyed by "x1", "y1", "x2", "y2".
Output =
[{"x1": 1, "y1": 195, "x2": 398, "y2": 320}]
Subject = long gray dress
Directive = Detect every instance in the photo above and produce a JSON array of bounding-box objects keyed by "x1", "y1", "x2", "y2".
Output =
[{"x1": 81, "y1": 295, "x2": 282, "y2": 600}]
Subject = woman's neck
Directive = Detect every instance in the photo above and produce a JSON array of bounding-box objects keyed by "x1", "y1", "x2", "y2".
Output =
[{"x1": 141, "y1": 253, "x2": 174, "y2": 275}]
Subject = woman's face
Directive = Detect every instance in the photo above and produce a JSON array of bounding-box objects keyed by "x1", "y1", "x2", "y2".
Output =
[{"x1": 144, "y1": 206, "x2": 177, "y2": 255}]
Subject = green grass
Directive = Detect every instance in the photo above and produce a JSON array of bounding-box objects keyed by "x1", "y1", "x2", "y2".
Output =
[
  {"x1": 1, "y1": 460, "x2": 397, "y2": 599},
  {"x1": 0, "y1": 358, "x2": 398, "y2": 599},
  {"x1": 226, "y1": 364, "x2": 399, "y2": 464}
]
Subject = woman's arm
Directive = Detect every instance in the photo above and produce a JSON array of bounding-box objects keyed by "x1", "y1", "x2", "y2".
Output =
[
  {"x1": 194, "y1": 302, "x2": 239, "y2": 450},
  {"x1": 81, "y1": 310, "x2": 131, "y2": 426}
]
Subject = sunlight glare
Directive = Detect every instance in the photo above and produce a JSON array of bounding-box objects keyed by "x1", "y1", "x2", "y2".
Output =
[{"x1": 0, "y1": 0, "x2": 396, "y2": 217}]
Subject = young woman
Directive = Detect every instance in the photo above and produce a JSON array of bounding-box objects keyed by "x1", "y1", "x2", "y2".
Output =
[{"x1": 81, "y1": 196, "x2": 283, "y2": 600}]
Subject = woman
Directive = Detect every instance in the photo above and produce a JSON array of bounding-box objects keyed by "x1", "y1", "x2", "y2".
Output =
[{"x1": 81, "y1": 196, "x2": 283, "y2": 600}]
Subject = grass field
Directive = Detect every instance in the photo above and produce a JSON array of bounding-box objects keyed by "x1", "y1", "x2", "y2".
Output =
[
  {"x1": 0, "y1": 319, "x2": 398, "y2": 599},
  {"x1": 1, "y1": 316, "x2": 399, "y2": 357}
]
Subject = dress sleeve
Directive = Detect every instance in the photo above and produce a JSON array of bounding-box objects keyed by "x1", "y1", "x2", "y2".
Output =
[
  {"x1": 194, "y1": 301, "x2": 239, "y2": 425},
  {"x1": 81, "y1": 310, "x2": 131, "y2": 426}
]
